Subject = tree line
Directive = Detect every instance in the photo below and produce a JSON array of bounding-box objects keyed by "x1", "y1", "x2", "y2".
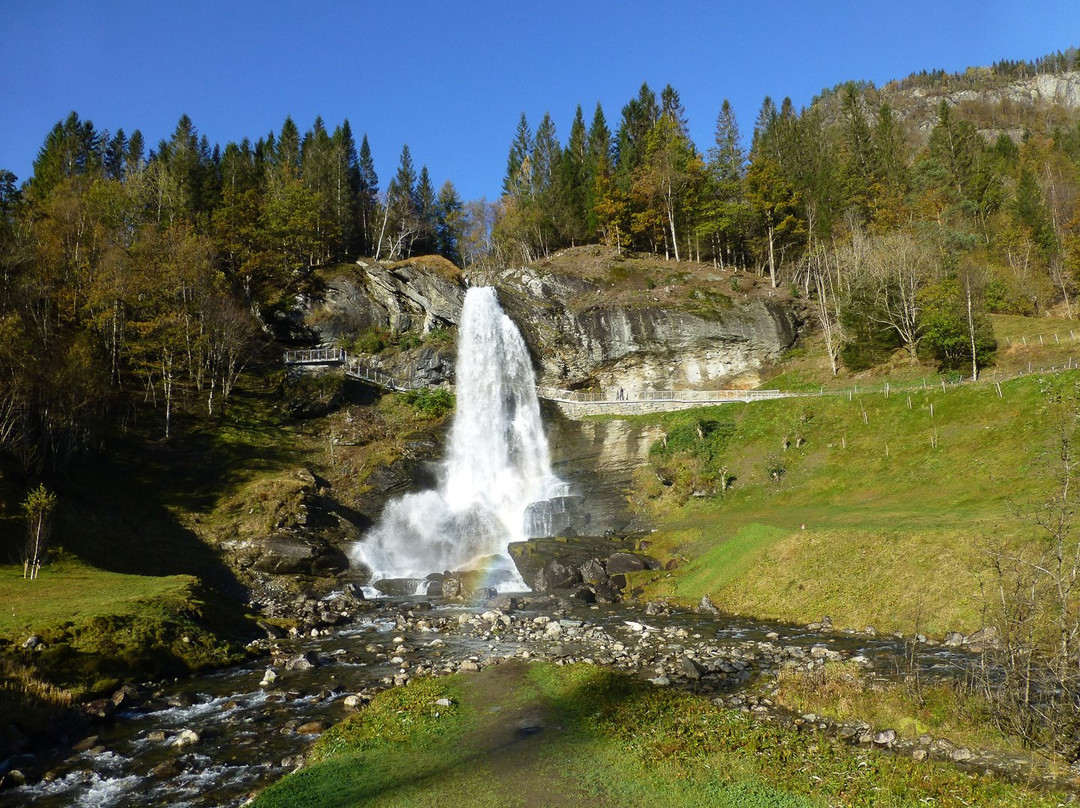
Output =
[
  {"x1": 0, "y1": 111, "x2": 473, "y2": 471},
  {"x1": 2, "y1": 52, "x2": 1079, "y2": 473},
  {"x1": 490, "y1": 71, "x2": 1080, "y2": 379}
]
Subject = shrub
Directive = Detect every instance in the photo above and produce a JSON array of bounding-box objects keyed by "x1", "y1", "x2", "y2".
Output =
[{"x1": 401, "y1": 389, "x2": 454, "y2": 418}]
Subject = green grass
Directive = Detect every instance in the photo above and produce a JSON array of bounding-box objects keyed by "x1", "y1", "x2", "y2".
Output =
[
  {"x1": 0, "y1": 558, "x2": 243, "y2": 697},
  {"x1": 774, "y1": 662, "x2": 1022, "y2": 757},
  {"x1": 0, "y1": 558, "x2": 199, "y2": 639},
  {"x1": 253, "y1": 662, "x2": 1065, "y2": 808},
  {"x1": 621, "y1": 369, "x2": 1074, "y2": 634}
]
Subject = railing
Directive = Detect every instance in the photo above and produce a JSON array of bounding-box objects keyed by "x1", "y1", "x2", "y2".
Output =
[
  {"x1": 536, "y1": 387, "x2": 786, "y2": 404},
  {"x1": 283, "y1": 348, "x2": 787, "y2": 407},
  {"x1": 343, "y1": 357, "x2": 413, "y2": 392},
  {"x1": 282, "y1": 347, "x2": 346, "y2": 365}
]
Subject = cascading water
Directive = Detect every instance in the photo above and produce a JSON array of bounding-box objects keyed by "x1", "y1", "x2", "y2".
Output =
[{"x1": 351, "y1": 286, "x2": 567, "y2": 591}]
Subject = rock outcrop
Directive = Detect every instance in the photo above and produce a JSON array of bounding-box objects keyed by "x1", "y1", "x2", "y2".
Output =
[
  {"x1": 274, "y1": 257, "x2": 466, "y2": 346},
  {"x1": 280, "y1": 251, "x2": 802, "y2": 394},
  {"x1": 487, "y1": 264, "x2": 800, "y2": 391}
]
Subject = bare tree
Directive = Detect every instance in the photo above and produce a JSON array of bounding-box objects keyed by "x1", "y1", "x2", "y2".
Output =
[
  {"x1": 982, "y1": 383, "x2": 1080, "y2": 760},
  {"x1": 808, "y1": 244, "x2": 845, "y2": 376},
  {"x1": 864, "y1": 231, "x2": 938, "y2": 360}
]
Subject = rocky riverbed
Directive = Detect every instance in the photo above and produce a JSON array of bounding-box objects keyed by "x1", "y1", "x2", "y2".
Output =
[{"x1": 3, "y1": 590, "x2": 1071, "y2": 807}]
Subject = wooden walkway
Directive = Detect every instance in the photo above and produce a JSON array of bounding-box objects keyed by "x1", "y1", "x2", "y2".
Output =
[{"x1": 282, "y1": 348, "x2": 787, "y2": 415}]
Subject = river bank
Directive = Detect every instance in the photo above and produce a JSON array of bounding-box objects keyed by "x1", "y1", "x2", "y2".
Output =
[{"x1": 2, "y1": 592, "x2": 1075, "y2": 807}]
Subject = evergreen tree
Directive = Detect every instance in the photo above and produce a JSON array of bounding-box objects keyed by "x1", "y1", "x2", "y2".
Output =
[
  {"x1": 660, "y1": 84, "x2": 689, "y2": 138},
  {"x1": 503, "y1": 113, "x2": 532, "y2": 197},
  {"x1": 125, "y1": 130, "x2": 145, "y2": 175},
  {"x1": 585, "y1": 102, "x2": 613, "y2": 238},
  {"x1": 435, "y1": 180, "x2": 465, "y2": 265},
  {"x1": 750, "y1": 96, "x2": 779, "y2": 160},
  {"x1": 531, "y1": 113, "x2": 560, "y2": 199},
  {"x1": 840, "y1": 84, "x2": 874, "y2": 219},
  {"x1": 381, "y1": 144, "x2": 419, "y2": 259},
  {"x1": 414, "y1": 165, "x2": 438, "y2": 254},
  {"x1": 614, "y1": 82, "x2": 659, "y2": 184},
  {"x1": 553, "y1": 107, "x2": 588, "y2": 246},
  {"x1": 29, "y1": 112, "x2": 103, "y2": 198},
  {"x1": 104, "y1": 129, "x2": 127, "y2": 180},
  {"x1": 153, "y1": 114, "x2": 208, "y2": 222},
  {"x1": 274, "y1": 116, "x2": 301, "y2": 182},
  {"x1": 701, "y1": 100, "x2": 748, "y2": 266},
  {"x1": 357, "y1": 134, "x2": 379, "y2": 254},
  {"x1": 331, "y1": 121, "x2": 361, "y2": 256},
  {"x1": 709, "y1": 100, "x2": 744, "y2": 183}
]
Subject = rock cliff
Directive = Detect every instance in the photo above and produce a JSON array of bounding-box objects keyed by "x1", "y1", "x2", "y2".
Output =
[
  {"x1": 485, "y1": 263, "x2": 800, "y2": 391},
  {"x1": 280, "y1": 248, "x2": 802, "y2": 393}
]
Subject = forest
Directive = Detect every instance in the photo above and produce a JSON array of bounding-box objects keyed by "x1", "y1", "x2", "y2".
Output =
[{"x1": 1, "y1": 47, "x2": 1079, "y2": 478}]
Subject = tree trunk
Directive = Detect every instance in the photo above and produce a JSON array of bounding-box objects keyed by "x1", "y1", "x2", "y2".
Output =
[
  {"x1": 966, "y1": 279, "x2": 978, "y2": 381},
  {"x1": 767, "y1": 223, "x2": 777, "y2": 288}
]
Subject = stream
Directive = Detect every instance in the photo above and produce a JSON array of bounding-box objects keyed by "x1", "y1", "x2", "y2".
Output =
[{"x1": 2, "y1": 595, "x2": 978, "y2": 808}]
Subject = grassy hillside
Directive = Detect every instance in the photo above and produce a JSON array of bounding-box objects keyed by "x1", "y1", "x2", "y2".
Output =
[{"x1": 620, "y1": 340, "x2": 1073, "y2": 636}]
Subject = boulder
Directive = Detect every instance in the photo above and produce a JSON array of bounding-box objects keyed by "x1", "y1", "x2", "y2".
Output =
[
  {"x1": 605, "y1": 552, "x2": 657, "y2": 574},
  {"x1": 697, "y1": 595, "x2": 721, "y2": 615},
  {"x1": 286, "y1": 651, "x2": 320, "y2": 671},
  {"x1": 579, "y1": 558, "x2": 608, "y2": 585},
  {"x1": 172, "y1": 729, "x2": 200, "y2": 748},
  {"x1": 372, "y1": 578, "x2": 424, "y2": 597},
  {"x1": 251, "y1": 534, "x2": 349, "y2": 576},
  {"x1": 534, "y1": 558, "x2": 582, "y2": 592}
]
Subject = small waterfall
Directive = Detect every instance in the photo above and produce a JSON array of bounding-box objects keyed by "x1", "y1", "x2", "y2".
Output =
[{"x1": 351, "y1": 287, "x2": 566, "y2": 591}]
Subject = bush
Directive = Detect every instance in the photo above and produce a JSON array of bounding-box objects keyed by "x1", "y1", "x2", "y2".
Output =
[
  {"x1": 348, "y1": 328, "x2": 390, "y2": 355},
  {"x1": 918, "y1": 279, "x2": 997, "y2": 374},
  {"x1": 839, "y1": 293, "x2": 904, "y2": 372},
  {"x1": 401, "y1": 389, "x2": 454, "y2": 419}
]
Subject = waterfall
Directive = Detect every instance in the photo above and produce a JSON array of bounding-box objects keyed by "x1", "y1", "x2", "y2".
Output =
[{"x1": 351, "y1": 287, "x2": 566, "y2": 591}]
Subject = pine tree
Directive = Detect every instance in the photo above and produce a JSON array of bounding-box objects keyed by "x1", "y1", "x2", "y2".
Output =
[
  {"x1": 660, "y1": 84, "x2": 689, "y2": 138},
  {"x1": 104, "y1": 129, "x2": 127, "y2": 180},
  {"x1": 125, "y1": 130, "x2": 145, "y2": 175},
  {"x1": 275, "y1": 116, "x2": 301, "y2": 182},
  {"x1": 554, "y1": 106, "x2": 588, "y2": 246},
  {"x1": 380, "y1": 144, "x2": 419, "y2": 259},
  {"x1": 708, "y1": 100, "x2": 744, "y2": 183},
  {"x1": 531, "y1": 113, "x2": 560, "y2": 199},
  {"x1": 435, "y1": 180, "x2": 465, "y2": 265},
  {"x1": 357, "y1": 134, "x2": 379, "y2": 255},
  {"x1": 29, "y1": 112, "x2": 103, "y2": 198},
  {"x1": 414, "y1": 166, "x2": 438, "y2": 254},
  {"x1": 503, "y1": 112, "x2": 532, "y2": 197},
  {"x1": 585, "y1": 103, "x2": 613, "y2": 238},
  {"x1": 331, "y1": 121, "x2": 361, "y2": 255},
  {"x1": 614, "y1": 83, "x2": 659, "y2": 185}
]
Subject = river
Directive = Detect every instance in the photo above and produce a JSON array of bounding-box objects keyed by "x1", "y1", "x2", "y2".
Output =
[{"x1": 3, "y1": 594, "x2": 976, "y2": 808}]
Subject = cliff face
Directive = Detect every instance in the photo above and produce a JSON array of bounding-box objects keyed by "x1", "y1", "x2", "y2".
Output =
[
  {"x1": 281, "y1": 249, "x2": 802, "y2": 391},
  {"x1": 488, "y1": 265, "x2": 800, "y2": 391}
]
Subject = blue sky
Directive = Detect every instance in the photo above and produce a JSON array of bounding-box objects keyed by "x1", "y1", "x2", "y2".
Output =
[{"x1": 1, "y1": 1, "x2": 1077, "y2": 201}]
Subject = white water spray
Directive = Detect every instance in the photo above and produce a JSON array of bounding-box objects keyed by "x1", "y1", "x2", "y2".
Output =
[{"x1": 351, "y1": 287, "x2": 566, "y2": 590}]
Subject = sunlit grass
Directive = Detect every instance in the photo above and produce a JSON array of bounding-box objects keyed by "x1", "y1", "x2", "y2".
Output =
[{"x1": 253, "y1": 662, "x2": 1065, "y2": 808}]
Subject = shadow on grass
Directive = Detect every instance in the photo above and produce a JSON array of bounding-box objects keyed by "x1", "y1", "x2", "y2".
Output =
[{"x1": 256, "y1": 662, "x2": 810, "y2": 808}]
